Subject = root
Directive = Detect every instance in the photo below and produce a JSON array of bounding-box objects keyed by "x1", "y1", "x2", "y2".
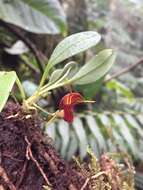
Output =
[
  {"x1": 42, "y1": 152, "x2": 58, "y2": 174},
  {"x1": 80, "y1": 178, "x2": 90, "y2": 190},
  {"x1": 2, "y1": 153, "x2": 23, "y2": 163},
  {"x1": 25, "y1": 136, "x2": 52, "y2": 188},
  {"x1": 16, "y1": 160, "x2": 28, "y2": 188},
  {"x1": 0, "y1": 185, "x2": 5, "y2": 190},
  {"x1": 80, "y1": 171, "x2": 106, "y2": 190},
  {"x1": 0, "y1": 165, "x2": 16, "y2": 190},
  {"x1": 68, "y1": 184, "x2": 78, "y2": 190}
]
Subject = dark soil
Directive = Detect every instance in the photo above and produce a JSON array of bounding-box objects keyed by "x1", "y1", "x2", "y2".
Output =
[{"x1": 0, "y1": 102, "x2": 88, "y2": 190}]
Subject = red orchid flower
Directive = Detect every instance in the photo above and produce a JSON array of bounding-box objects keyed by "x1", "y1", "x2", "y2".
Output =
[{"x1": 59, "y1": 92, "x2": 94, "y2": 123}]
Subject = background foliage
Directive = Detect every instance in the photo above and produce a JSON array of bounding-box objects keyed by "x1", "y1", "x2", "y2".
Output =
[{"x1": 0, "y1": 0, "x2": 143, "y2": 167}]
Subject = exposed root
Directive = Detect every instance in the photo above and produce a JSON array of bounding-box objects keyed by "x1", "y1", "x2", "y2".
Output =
[
  {"x1": 91, "y1": 171, "x2": 106, "y2": 179},
  {"x1": 80, "y1": 172, "x2": 106, "y2": 190},
  {"x1": 16, "y1": 160, "x2": 28, "y2": 188},
  {"x1": 0, "y1": 185, "x2": 5, "y2": 190},
  {"x1": 25, "y1": 136, "x2": 52, "y2": 188},
  {"x1": 68, "y1": 184, "x2": 78, "y2": 190},
  {"x1": 80, "y1": 178, "x2": 90, "y2": 190},
  {"x1": 2, "y1": 153, "x2": 23, "y2": 162},
  {"x1": 0, "y1": 165, "x2": 16, "y2": 190}
]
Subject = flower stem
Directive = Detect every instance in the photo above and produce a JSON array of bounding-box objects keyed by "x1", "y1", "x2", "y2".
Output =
[{"x1": 33, "y1": 103, "x2": 53, "y2": 116}]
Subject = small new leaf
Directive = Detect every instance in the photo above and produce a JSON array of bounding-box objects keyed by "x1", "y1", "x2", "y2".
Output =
[{"x1": 48, "y1": 61, "x2": 77, "y2": 85}]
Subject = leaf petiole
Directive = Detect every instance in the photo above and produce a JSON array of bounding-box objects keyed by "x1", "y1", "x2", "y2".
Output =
[{"x1": 16, "y1": 76, "x2": 26, "y2": 100}]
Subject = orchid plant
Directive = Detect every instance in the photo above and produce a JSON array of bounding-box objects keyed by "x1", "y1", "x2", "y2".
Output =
[{"x1": 0, "y1": 31, "x2": 116, "y2": 123}]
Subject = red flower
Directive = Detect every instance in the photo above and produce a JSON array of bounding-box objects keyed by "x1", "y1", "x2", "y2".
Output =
[
  {"x1": 59, "y1": 92, "x2": 84, "y2": 123},
  {"x1": 59, "y1": 92, "x2": 94, "y2": 123}
]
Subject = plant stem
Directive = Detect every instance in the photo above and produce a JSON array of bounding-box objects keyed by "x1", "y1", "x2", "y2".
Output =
[
  {"x1": 46, "y1": 112, "x2": 59, "y2": 126},
  {"x1": 40, "y1": 68, "x2": 71, "y2": 91},
  {"x1": 16, "y1": 77, "x2": 26, "y2": 100},
  {"x1": 39, "y1": 80, "x2": 71, "y2": 96},
  {"x1": 39, "y1": 63, "x2": 51, "y2": 88},
  {"x1": 33, "y1": 103, "x2": 53, "y2": 116}
]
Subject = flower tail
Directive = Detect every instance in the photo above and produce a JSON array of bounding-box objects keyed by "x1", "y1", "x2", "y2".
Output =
[{"x1": 64, "y1": 106, "x2": 74, "y2": 123}]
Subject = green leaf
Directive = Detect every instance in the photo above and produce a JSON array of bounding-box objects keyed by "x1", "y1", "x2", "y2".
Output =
[
  {"x1": 45, "y1": 123, "x2": 56, "y2": 141},
  {"x1": 48, "y1": 31, "x2": 101, "y2": 66},
  {"x1": 124, "y1": 114, "x2": 143, "y2": 138},
  {"x1": 98, "y1": 114, "x2": 121, "y2": 152},
  {"x1": 0, "y1": 0, "x2": 66, "y2": 34},
  {"x1": 0, "y1": 71, "x2": 17, "y2": 112},
  {"x1": 106, "y1": 79, "x2": 134, "y2": 99},
  {"x1": 48, "y1": 61, "x2": 77, "y2": 85},
  {"x1": 136, "y1": 115, "x2": 143, "y2": 125},
  {"x1": 88, "y1": 134, "x2": 100, "y2": 157},
  {"x1": 86, "y1": 115, "x2": 107, "y2": 151},
  {"x1": 49, "y1": 31, "x2": 101, "y2": 65},
  {"x1": 23, "y1": 0, "x2": 67, "y2": 34},
  {"x1": 72, "y1": 117, "x2": 88, "y2": 158},
  {"x1": 40, "y1": 31, "x2": 101, "y2": 87},
  {"x1": 48, "y1": 69, "x2": 63, "y2": 84},
  {"x1": 71, "y1": 49, "x2": 116, "y2": 85},
  {"x1": 58, "y1": 120, "x2": 70, "y2": 157},
  {"x1": 112, "y1": 114, "x2": 138, "y2": 157},
  {"x1": 66, "y1": 130, "x2": 78, "y2": 160},
  {"x1": 75, "y1": 78, "x2": 103, "y2": 99},
  {"x1": 54, "y1": 127, "x2": 61, "y2": 151}
]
